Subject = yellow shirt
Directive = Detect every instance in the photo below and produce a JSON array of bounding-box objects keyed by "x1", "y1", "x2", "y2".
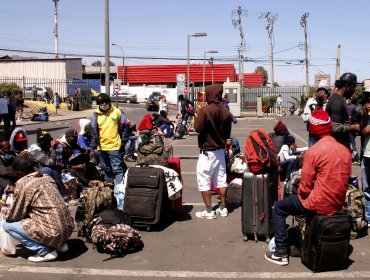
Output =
[{"x1": 96, "y1": 106, "x2": 121, "y2": 151}]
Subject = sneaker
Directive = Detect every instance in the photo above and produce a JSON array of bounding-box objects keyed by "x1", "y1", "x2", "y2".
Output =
[
  {"x1": 215, "y1": 207, "x2": 228, "y2": 217},
  {"x1": 195, "y1": 210, "x2": 216, "y2": 219},
  {"x1": 264, "y1": 251, "x2": 289, "y2": 266},
  {"x1": 125, "y1": 156, "x2": 136, "y2": 162},
  {"x1": 57, "y1": 244, "x2": 69, "y2": 253},
  {"x1": 28, "y1": 250, "x2": 58, "y2": 262},
  {"x1": 352, "y1": 160, "x2": 360, "y2": 166}
]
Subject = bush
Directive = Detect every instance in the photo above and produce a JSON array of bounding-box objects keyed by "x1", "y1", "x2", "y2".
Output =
[
  {"x1": 262, "y1": 96, "x2": 277, "y2": 108},
  {"x1": 0, "y1": 82, "x2": 21, "y2": 96}
]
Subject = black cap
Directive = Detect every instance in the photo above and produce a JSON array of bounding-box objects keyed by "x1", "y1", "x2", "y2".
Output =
[
  {"x1": 97, "y1": 93, "x2": 110, "y2": 104},
  {"x1": 340, "y1": 72, "x2": 358, "y2": 85}
]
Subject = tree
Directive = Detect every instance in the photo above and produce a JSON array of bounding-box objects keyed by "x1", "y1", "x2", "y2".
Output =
[
  {"x1": 91, "y1": 60, "x2": 102, "y2": 67},
  {"x1": 0, "y1": 82, "x2": 21, "y2": 95},
  {"x1": 91, "y1": 60, "x2": 115, "y2": 66},
  {"x1": 255, "y1": 66, "x2": 268, "y2": 86}
]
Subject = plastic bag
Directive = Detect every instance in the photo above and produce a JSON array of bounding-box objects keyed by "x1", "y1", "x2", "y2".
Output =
[{"x1": 0, "y1": 214, "x2": 18, "y2": 255}]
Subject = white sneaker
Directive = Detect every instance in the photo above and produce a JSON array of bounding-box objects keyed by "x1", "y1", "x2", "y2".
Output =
[
  {"x1": 215, "y1": 207, "x2": 228, "y2": 217},
  {"x1": 28, "y1": 250, "x2": 58, "y2": 262},
  {"x1": 195, "y1": 210, "x2": 216, "y2": 219}
]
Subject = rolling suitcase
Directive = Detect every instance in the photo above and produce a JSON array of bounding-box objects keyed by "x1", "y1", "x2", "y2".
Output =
[
  {"x1": 301, "y1": 213, "x2": 352, "y2": 272},
  {"x1": 241, "y1": 170, "x2": 278, "y2": 242},
  {"x1": 124, "y1": 166, "x2": 169, "y2": 230},
  {"x1": 167, "y1": 157, "x2": 183, "y2": 211}
]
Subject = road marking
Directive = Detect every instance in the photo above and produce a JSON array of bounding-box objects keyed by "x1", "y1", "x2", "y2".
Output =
[{"x1": 2, "y1": 265, "x2": 370, "y2": 278}]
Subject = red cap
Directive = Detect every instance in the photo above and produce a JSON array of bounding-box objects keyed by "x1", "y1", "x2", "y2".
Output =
[{"x1": 15, "y1": 131, "x2": 27, "y2": 141}]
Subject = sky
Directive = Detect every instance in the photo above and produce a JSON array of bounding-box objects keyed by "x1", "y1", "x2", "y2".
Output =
[{"x1": 0, "y1": 0, "x2": 369, "y2": 86}]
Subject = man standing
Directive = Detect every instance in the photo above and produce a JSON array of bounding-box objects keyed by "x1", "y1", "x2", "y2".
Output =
[
  {"x1": 302, "y1": 81, "x2": 330, "y2": 147},
  {"x1": 276, "y1": 95, "x2": 283, "y2": 115},
  {"x1": 265, "y1": 110, "x2": 352, "y2": 266},
  {"x1": 194, "y1": 84, "x2": 233, "y2": 219},
  {"x1": 90, "y1": 93, "x2": 124, "y2": 184},
  {"x1": 326, "y1": 72, "x2": 359, "y2": 149}
]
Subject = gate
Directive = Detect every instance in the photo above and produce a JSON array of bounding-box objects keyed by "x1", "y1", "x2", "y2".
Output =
[{"x1": 241, "y1": 86, "x2": 306, "y2": 114}]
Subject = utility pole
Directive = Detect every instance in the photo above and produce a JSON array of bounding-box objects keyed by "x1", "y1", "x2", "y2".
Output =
[
  {"x1": 53, "y1": 0, "x2": 59, "y2": 59},
  {"x1": 300, "y1": 13, "x2": 309, "y2": 96},
  {"x1": 104, "y1": 0, "x2": 110, "y2": 96},
  {"x1": 232, "y1": 6, "x2": 247, "y2": 87},
  {"x1": 260, "y1": 12, "x2": 278, "y2": 89},
  {"x1": 335, "y1": 44, "x2": 341, "y2": 80}
]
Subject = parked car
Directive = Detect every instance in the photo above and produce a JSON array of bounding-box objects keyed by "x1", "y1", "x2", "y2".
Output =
[
  {"x1": 111, "y1": 91, "x2": 137, "y2": 104},
  {"x1": 145, "y1": 92, "x2": 161, "y2": 111},
  {"x1": 24, "y1": 86, "x2": 53, "y2": 102}
]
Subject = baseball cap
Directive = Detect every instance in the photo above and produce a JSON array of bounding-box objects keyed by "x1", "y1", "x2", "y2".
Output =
[{"x1": 340, "y1": 72, "x2": 359, "y2": 85}]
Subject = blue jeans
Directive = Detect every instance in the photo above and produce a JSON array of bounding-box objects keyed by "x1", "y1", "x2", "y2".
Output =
[
  {"x1": 308, "y1": 134, "x2": 316, "y2": 148},
  {"x1": 272, "y1": 195, "x2": 314, "y2": 251},
  {"x1": 160, "y1": 124, "x2": 172, "y2": 137},
  {"x1": 350, "y1": 134, "x2": 359, "y2": 161},
  {"x1": 97, "y1": 150, "x2": 124, "y2": 184},
  {"x1": 280, "y1": 158, "x2": 296, "y2": 181},
  {"x1": 361, "y1": 157, "x2": 370, "y2": 221},
  {"x1": 3, "y1": 221, "x2": 49, "y2": 256},
  {"x1": 125, "y1": 136, "x2": 136, "y2": 157}
]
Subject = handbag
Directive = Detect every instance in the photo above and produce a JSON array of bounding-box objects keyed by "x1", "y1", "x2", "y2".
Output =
[
  {"x1": 0, "y1": 214, "x2": 18, "y2": 255},
  {"x1": 229, "y1": 153, "x2": 247, "y2": 174}
]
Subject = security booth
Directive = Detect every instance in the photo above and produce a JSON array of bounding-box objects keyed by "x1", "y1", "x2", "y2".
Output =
[{"x1": 223, "y1": 82, "x2": 241, "y2": 117}]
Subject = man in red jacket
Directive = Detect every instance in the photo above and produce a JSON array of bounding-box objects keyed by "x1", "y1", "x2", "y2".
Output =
[{"x1": 265, "y1": 109, "x2": 352, "y2": 266}]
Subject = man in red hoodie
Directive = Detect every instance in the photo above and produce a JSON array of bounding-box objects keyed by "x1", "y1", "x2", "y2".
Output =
[{"x1": 265, "y1": 109, "x2": 352, "y2": 266}]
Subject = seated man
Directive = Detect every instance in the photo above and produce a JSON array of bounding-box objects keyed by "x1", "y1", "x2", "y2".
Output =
[
  {"x1": 1, "y1": 156, "x2": 75, "y2": 262},
  {"x1": 265, "y1": 110, "x2": 352, "y2": 266}
]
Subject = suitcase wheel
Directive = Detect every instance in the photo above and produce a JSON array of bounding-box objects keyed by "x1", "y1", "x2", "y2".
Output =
[
  {"x1": 243, "y1": 235, "x2": 248, "y2": 242},
  {"x1": 254, "y1": 233, "x2": 258, "y2": 242},
  {"x1": 146, "y1": 226, "x2": 151, "y2": 232},
  {"x1": 265, "y1": 236, "x2": 270, "y2": 244}
]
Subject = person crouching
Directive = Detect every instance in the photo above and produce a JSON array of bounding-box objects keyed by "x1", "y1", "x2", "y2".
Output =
[{"x1": 1, "y1": 156, "x2": 74, "y2": 262}]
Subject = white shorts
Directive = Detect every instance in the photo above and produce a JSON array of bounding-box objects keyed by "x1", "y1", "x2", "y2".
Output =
[{"x1": 196, "y1": 149, "x2": 227, "y2": 192}]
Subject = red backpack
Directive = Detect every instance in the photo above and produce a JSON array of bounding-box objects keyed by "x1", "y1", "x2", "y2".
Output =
[{"x1": 245, "y1": 129, "x2": 278, "y2": 174}]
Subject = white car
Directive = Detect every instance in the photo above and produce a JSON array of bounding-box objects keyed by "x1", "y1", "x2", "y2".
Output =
[{"x1": 24, "y1": 86, "x2": 53, "y2": 101}]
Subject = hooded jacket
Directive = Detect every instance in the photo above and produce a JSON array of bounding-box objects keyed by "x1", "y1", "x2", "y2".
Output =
[
  {"x1": 90, "y1": 105, "x2": 122, "y2": 151},
  {"x1": 9, "y1": 127, "x2": 28, "y2": 154},
  {"x1": 137, "y1": 114, "x2": 155, "y2": 132},
  {"x1": 194, "y1": 84, "x2": 232, "y2": 150}
]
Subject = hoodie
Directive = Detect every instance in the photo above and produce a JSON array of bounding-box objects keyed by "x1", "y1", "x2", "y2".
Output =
[
  {"x1": 194, "y1": 84, "x2": 232, "y2": 150},
  {"x1": 9, "y1": 127, "x2": 29, "y2": 154}
]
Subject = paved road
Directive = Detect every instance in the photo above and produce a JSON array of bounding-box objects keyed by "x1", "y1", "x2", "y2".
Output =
[{"x1": 0, "y1": 105, "x2": 368, "y2": 280}]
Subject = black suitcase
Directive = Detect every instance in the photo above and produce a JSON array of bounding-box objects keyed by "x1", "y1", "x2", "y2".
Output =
[
  {"x1": 301, "y1": 213, "x2": 352, "y2": 272},
  {"x1": 124, "y1": 166, "x2": 169, "y2": 230},
  {"x1": 241, "y1": 170, "x2": 278, "y2": 242}
]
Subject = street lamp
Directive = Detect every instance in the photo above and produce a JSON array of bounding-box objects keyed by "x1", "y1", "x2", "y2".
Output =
[
  {"x1": 112, "y1": 43, "x2": 125, "y2": 84},
  {"x1": 209, "y1": 57, "x2": 215, "y2": 84},
  {"x1": 203, "y1": 50, "x2": 218, "y2": 91},
  {"x1": 187, "y1": 32, "x2": 207, "y2": 99},
  {"x1": 112, "y1": 43, "x2": 124, "y2": 108}
]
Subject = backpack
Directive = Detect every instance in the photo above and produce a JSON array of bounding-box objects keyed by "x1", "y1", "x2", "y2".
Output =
[
  {"x1": 173, "y1": 120, "x2": 186, "y2": 139},
  {"x1": 343, "y1": 184, "x2": 368, "y2": 239},
  {"x1": 76, "y1": 180, "x2": 114, "y2": 239},
  {"x1": 136, "y1": 142, "x2": 173, "y2": 166},
  {"x1": 245, "y1": 129, "x2": 278, "y2": 174},
  {"x1": 91, "y1": 222, "x2": 144, "y2": 257}
]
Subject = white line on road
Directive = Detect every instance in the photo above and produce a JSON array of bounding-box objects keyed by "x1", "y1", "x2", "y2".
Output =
[{"x1": 2, "y1": 265, "x2": 370, "y2": 278}]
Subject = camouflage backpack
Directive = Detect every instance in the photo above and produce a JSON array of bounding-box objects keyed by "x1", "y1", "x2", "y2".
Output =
[
  {"x1": 343, "y1": 184, "x2": 368, "y2": 239},
  {"x1": 136, "y1": 142, "x2": 173, "y2": 166},
  {"x1": 77, "y1": 180, "x2": 114, "y2": 239},
  {"x1": 91, "y1": 222, "x2": 144, "y2": 256}
]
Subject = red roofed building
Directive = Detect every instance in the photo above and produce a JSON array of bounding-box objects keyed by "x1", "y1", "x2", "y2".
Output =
[
  {"x1": 237, "y1": 72, "x2": 265, "y2": 87},
  {"x1": 117, "y1": 64, "x2": 236, "y2": 86}
]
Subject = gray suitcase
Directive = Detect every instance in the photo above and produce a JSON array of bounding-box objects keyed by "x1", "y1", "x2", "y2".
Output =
[{"x1": 241, "y1": 170, "x2": 278, "y2": 242}]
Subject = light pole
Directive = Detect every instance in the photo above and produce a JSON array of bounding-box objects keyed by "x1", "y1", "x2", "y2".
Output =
[
  {"x1": 187, "y1": 32, "x2": 207, "y2": 99},
  {"x1": 203, "y1": 50, "x2": 218, "y2": 91},
  {"x1": 209, "y1": 57, "x2": 215, "y2": 84},
  {"x1": 112, "y1": 43, "x2": 124, "y2": 108},
  {"x1": 112, "y1": 43, "x2": 125, "y2": 84}
]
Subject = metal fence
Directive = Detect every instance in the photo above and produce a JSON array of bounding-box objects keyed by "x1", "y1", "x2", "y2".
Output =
[
  {"x1": 0, "y1": 76, "x2": 93, "y2": 109},
  {"x1": 241, "y1": 86, "x2": 306, "y2": 114}
]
